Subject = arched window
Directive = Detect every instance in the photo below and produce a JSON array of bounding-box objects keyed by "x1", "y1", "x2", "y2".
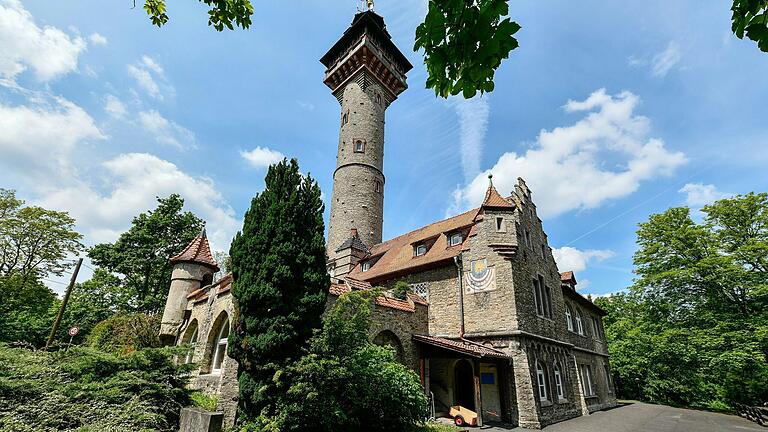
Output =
[
  {"x1": 183, "y1": 323, "x2": 199, "y2": 364},
  {"x1": 211, "y1": 316, "x2": 230, "y2": 373},
  {"x1": 536, "y1": 361, "x2": 548, "y2": 401},
  {"x1": 554, "y1": 363, "x2": 565, "y2": 400},
  {"x1": 575, "y1": 310, "x2": 584, "y2": 335},
  {"x1": 565, "y1": 305, "x2": 574, "y2": 332}
]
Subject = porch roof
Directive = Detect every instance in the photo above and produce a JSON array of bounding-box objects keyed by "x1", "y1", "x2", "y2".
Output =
[{"x1": 413, "y1": 334, "x2": 510, "y2": 359}]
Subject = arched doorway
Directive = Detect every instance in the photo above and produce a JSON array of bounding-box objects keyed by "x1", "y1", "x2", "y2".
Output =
[
  {"x1": 454, "y1": 359, "x2": 475, "y2": 410},
  {"x1": 373, "y1": 330, "x2": 405, "y2": 364}
]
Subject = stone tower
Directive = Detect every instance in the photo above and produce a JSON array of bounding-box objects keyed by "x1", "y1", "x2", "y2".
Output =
[
  {"x1": 321, "y1": 9, "x2": 412, "y2": 265},
  {"x1": 159, "y1": 228, "x2": 219, "y2": 344}
]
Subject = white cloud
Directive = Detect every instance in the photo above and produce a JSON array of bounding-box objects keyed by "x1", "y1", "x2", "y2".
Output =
[
  {"x1": 453, "y1": 96, "x2": 490, "y2": 182},
  {"x1": 297, "y1": 100, "x2": 315, "y2": 111},
  {"x1": 651, "y1": 41, "x2": 681, "y2": 78},
  {"x1": 0, "y1": 0, "x2": 87, "y2": 81},
  {"x1": 449, "y1": 89, "x2": 687, "y2": 218},
  {"x1": 552, "y1": 246, "x2": 614, "y2": 273},
  {"x1": 104, "y1": 94, "x2": 126, "y2": 119},
  {"x1": 679, "y1": 183, "x2": 730, "y2": 207},
  {"x1": 88, "y1": 32, "x2": 107, "y2": 46},
  {"x1": 240, "y1": 146, "x2": 286, "y2": 169},
  {"x1": 0, "y1": 97, "x2": 104, "y2": 180},
  {"x1": 138, "y1": 109, "x2": 195, "y2": 149},
  {"x1": 127, "y1": 55, "x2": 172, "y2": 100},
  {"x1": 36, "y1": 153, "x2": 240, "y2": 251}
]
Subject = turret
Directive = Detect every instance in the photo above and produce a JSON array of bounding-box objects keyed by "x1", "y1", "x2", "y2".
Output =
[
  {"x1": 159, "y1": 228, "x2": 219, "y2": 344},
  {"x1": 321, "y1": 9, "x2": 412, "y2": 268}
]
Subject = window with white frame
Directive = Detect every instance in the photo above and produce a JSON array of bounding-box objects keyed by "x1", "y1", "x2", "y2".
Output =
[
  {"x1": 449, "y1": 232, "x2": 463, "y2": 246},
  {"x1": 565, "y1": 305, "x2": 574, "y2": 331},
  {"x1": 575, "y1": 310, "x2": 584, "y2": 335},
  {"x1": 554, "y1": 364, "x2": 565, "y2": 400},
  {"x1": 211, "y1": 317, "x2": 230, "y2": 373},
  {"x1": 536, "y1": 362, "x2": 549, "y2": 401},
  {"x1": 579, "y1": 364, "x2": 595, "y2": 396},
  {"x1": 414, "y1": 244, "x2": 427, "y2": 257},
  {"x1": 361, "y1": 260, "x2": 371, "y2": 272},
  {"x1": 354, "y1": 139, "x2": 365, "y2": 153},
  {"x1": 592, "y1": 317, "x2": 601, "y2": 340}
]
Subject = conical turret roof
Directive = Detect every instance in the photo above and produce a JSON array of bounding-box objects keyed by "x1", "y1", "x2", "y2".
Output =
[
  {"x1": 482, "y1": 174, "x2": 514, "y2": 209},
  {"x1": 169, "y1": 228, "x2": 220, "y2": 271}
]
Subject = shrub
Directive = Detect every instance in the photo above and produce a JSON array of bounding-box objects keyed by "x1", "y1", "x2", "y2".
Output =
[
  {"x1": 86, "y1": 313, "x2": 161, "y2": 354},
  {"x1": 245, "y1": 291, "x2": 428, "y2": 432},
  {"x1": 0, "y1": 344, "x2": 191, "y2": 432}
]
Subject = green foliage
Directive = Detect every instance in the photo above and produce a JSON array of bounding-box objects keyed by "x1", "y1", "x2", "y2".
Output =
[
  {"x1": 0, "y1": 273, "x2": 58, "y2": 346},
  {"x1": 0, "y1": 344, "x2": 191, "y2": 431},
  {"x1": 732, "y1": 0, "x2": 768, "y2": 52},
  {"x1": 228, "y1": 159, "x2": 329, "y2": 423},
  {"x1": 0, "y1": 188, "x2": 84, "y2": 281},
  {"x1": 597, "y1": 192, "x2": 768, "y2": 410},
  {"x1": 88, "y1": 194, "x2": 204, "y2": 313},
  {"x1": 143, "y1": 0, "x2": 253, "y2": 30},
  {"x1": 239, "y1": 291, "x2": 428, "y2": 432},
  {"x1": 86, "y1": 313, "x2": 162, "y2": 354},
  {"x1": 414, "y1": 0, "x2": 519, "y2": 98},
  {"x1": 393, "y1": 280, "x2": 411, "y2": 300},
  {"x1": 190, "y1": 391, "x2": 219, "y2": 411}
]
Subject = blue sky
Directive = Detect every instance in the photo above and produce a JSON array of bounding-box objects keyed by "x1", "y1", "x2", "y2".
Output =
[{"x1": 1, "y1": 0, "x2": 766, "y2": 296}]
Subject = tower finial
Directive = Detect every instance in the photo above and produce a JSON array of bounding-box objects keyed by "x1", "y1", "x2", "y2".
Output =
[
  {"x1": 367, "y1": 0, "x2": 374, "y2": 11},
  {"x1": 488, "y1": 173, "x2": 494, "y2": 186}
]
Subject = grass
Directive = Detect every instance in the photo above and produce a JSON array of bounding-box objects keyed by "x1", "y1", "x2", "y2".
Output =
[
  {"x1": 190, "y1": 391, "x2": 219, "y2": 411},
  {"x1": 413, "y1": 421, "x2": 462, "y2": 432}
]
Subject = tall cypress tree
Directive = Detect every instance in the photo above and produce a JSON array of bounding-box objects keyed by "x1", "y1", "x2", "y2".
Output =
[{"x1": 228, "y1": 159, "x2": 329, "y2": 423}]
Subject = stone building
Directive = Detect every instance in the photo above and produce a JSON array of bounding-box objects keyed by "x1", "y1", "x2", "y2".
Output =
[{"x1": 159, "y1": 8, "x2": 617, "y2": 429}]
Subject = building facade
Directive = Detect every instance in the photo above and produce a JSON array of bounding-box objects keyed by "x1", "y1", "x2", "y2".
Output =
[{"x1": 159, "y1": 9, "x2": 616, "y2": 429}]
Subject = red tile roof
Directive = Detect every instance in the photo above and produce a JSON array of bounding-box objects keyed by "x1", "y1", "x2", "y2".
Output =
[
  {"x1": 482, "y1": 181, "x2": 514, "y2": 209},
  {"x1": 413, "y1": 334, "x2": 510, "y2": 359},
  {"x1": 560, "y1": 271, "x2": 576, "y2": 284},
  {"x1": 170, "y1": 228, "x2": 220, "y2": 271},
  {"x1": 186, "y1": 273, "x2": 232, "y2": 302},
  {"x1": 348, "y1": 207, "x2": 480, "y2": 282},
  {"x1": 328, "y1": 277, "x2": 423, "y2": 313}
]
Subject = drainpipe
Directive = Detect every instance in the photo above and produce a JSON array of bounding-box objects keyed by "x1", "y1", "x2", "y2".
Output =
[{"x1": 454, "y1": 254, "x2": 465, "y2": 338}]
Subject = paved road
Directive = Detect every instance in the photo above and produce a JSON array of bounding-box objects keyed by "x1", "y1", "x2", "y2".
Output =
[{"x1": 470, "y1": 401, "x2": 764, "y2": 431}]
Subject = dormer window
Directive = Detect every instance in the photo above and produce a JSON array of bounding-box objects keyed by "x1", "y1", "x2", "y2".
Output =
[
  {"x1": 449, "y1": 232, "x2": 463, "y2": 246},
  {"x1": 354, "y1": 139, "x2": 365, "y2": 153},
  {"x1": 414, "y1": 244, "x2": 427, "y2": 257},
  {"x1": 361, "y1": 260, "x2": 371, "y2": 272}
]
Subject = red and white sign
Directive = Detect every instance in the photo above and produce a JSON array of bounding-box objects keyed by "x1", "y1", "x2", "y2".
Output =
[{"x1": 68, "y1": 327, "x2": 79, "y2": 337}]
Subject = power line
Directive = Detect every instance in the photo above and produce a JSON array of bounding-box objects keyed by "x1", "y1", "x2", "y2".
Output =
[{"x1": 42, "y1": 278, "x2": 68, "y2": 286}]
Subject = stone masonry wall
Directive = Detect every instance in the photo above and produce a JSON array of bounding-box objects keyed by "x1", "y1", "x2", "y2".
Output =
[{"x1": 327, "y1": 70, "x2": 389, "y2": 257}]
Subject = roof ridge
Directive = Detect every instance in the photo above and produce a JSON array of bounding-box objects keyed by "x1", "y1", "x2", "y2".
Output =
[{"x1": 368, "y1": 206, "x2": 480, "y2": 250}]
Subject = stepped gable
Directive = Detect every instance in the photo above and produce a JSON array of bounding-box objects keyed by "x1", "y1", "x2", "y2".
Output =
[{"x1": 169, "y1": 228, "x2": 220, "y2": 272}]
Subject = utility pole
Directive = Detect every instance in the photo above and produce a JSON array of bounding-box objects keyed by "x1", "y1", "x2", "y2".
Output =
[{"x1": 45, "y1": 258, "x2": 83, "y2": 350}]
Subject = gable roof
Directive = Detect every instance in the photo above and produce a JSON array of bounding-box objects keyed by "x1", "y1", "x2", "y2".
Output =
[
  {"x1": 348, "y1": 207, "x2": 480, "y2": 282},
  {"x1": 413, "y1": 334, "x2": 510, "y2": 359},
  {"x1": 170, "y1": 228, "x2": 220, "y2": 271}
]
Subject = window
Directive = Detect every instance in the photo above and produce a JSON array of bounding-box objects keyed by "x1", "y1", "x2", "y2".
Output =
[
  {"x1": 565, "y1": 305, "x2": 574, "y2": 332},
  {"x1": 341, "y1": 111, "x2": 349, "y2": 125},
  {"x1": 412, "y1": 282, "x2": 429, "y2": 301},
  {"x1": 212, "y1": 317, "x2": 230, "y2": 373},
  {"x1": 533, "y1": 276, "x2": 552, "y2": 318},
  {"x1": 184, "y1": 325, "x2": 198, "y2": 364},
  {"x1": 604, "y1": 363, "x2": 613, "y2": 392},
  {"x1": 374, "y1": 180, "x2": 381, "y2": 193},
  {"x1": 496, "y1": 217, "x2": 505, "y2": 232},
  {"x1": 592, "y1": 317, "x2": 600, "y2": 340},
  {"x1": 579, "y1": 364, "x2": 594, "y2": 396},
  {"x1": 536, "y1": 362, "x2": 548, "y2": 401},
  {"x1": 575, "y1": 311, "x2": 584, "y2": 335},
  {"x1": 354, "y1": 139, "x2": 365, "y2": 153},
  {"x1": 414, "y1": 244, "x2": 427, "y2": 257},
  {"x1": 449, "y1": 232, "x2": 463, "y2": 246},
  {"x1": 541, "y1": 244, "x2": 547, "y2": 259},
  {"x1": 375, "y1": 92, "x2": 382, "y2": 105},
  {"x1": 361, "y1": 260, "x2": 371, "y2": 272},
  {"x1": 554, "y1": 364, "x2": 565, "y2": 400},
  {"x1": 525, "y1": 230, "x2": 532, "y2": 249},
  {"x1": 533, "y1": 279, "x2": 544, "y2": 317}
]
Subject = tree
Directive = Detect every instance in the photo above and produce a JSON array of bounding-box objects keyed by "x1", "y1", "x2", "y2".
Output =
[
  {"x1": 88, "y1": 195, "x2": 204, "y2": 313},
  {"x1": 0, "y1": 189, "x2": 84, "y2": 284},
  {"x1": 0, "y1": 273, "x2": 58, "y2": 346},
  {"x1": 249, "y1": 291, "x2": 428, "y2": 432},
  {"x1": 137, "y1": 1, "x2": 767, "y2": 99},
  {"x1": 597, "y1": 193, "x2": 768, "y2": 410},
  {"x1": 228, "y1": 159, "x2": 329, "y2": 424}
]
